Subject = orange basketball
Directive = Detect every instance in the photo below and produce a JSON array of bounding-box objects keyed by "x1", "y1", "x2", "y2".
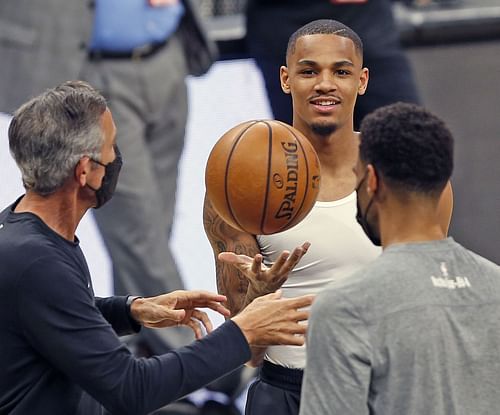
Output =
[{"x1": 205, "y1": 120, "x2": 321, "y2": 235}]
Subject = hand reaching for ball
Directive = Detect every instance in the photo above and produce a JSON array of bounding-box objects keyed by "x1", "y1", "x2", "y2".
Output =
[
  {"x1": 129, "y1": 290, "x2": 230, "y2": 339},
  {"x1": 218, "y1": 241, "x2": 310, "y2": 302}
]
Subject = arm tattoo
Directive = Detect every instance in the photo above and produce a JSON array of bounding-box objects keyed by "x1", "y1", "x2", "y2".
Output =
[{"x1": 203, "y1": 195, "x2": 260, "y2": 314}]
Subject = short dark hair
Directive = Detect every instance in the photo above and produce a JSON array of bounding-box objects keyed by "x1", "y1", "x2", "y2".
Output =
[
  {"x1": 286, "y1": 19, "x2": 363, "y2": 62},
  {"x1": 359, "y1": 102, "x2": 454, "y2": 194}
]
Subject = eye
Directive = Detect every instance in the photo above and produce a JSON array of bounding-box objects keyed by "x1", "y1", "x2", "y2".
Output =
[
  {"x1": 300, "y1": 69, "x2": 316, "y2": 76},
  {"x1": 336, "y1": 69, "x2": 351, "y2": 76}
]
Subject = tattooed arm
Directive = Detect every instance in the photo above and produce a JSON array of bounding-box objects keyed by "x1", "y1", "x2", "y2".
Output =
[
  {"x1": 203, "y1": 194, "x2": 309, "y2": 312},
  {"x1": 203, "y1": 195, "x2": 279, "y2": 367},
  {"x1": 203, "y1": 195, "x2": 261, "y2": 315},
  {"x1": 203, "y1": 194, "x2": 311, "y2": 366}
]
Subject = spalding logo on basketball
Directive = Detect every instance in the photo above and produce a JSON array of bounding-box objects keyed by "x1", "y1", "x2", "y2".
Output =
[{"x1": 205, "y1": 120, "x2": 321, "y2": 235}]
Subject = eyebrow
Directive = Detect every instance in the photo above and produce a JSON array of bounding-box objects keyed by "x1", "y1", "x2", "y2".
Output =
[{"x1": 296, "y1": 59, "x2": 355, "y2": 68}]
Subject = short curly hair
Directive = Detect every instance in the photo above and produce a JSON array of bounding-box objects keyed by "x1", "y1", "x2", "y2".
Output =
[{"x1": 359, "y1": 102, "x2": 453, "y2": 195}]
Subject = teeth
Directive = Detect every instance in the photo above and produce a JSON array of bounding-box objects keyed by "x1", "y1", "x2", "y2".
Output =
[{"x1": 315, "y1": 101, "x2": 337, "y2": 106}]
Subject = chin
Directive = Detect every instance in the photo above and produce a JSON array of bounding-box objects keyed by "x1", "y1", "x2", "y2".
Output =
[{"x1": 310, "y1": 122, "x2": 337, "y2": 137}]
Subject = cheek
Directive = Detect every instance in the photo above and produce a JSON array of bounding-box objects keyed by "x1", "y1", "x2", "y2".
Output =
[
  {"x1": 290, "y1": 87, "x2": 309, "y2": 111},
  {"x1": 343, "y1": 82, "x2": 362, "y2": 98},
  {"x1": 290, "y1": 81, "x2": 309, "y2": 97}
]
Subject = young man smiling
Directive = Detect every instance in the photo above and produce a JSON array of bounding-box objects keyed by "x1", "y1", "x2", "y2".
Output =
[
  {"x1": 205, "y1": 19, "x2": 454, "y2": 415},
  {"x1": 205, "y1": 20, "x2": 377, "y2": 415}
]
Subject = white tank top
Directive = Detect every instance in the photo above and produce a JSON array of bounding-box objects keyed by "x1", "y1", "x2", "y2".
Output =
[{"x1": 256, "y1": 191, "x2": 381, "y2": 368}]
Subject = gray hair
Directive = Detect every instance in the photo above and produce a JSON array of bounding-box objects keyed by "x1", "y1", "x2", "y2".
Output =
[{"x1": 8, "y1": 80, "x2": 107, "y2": 195}]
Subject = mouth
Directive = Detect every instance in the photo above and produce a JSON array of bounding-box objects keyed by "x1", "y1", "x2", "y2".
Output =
[{"x1": 309, "y1": 97, "x2": 341, "y2": 113}]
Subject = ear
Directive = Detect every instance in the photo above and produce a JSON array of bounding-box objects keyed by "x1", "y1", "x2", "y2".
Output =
[
  {"x1": 366, "y1": 163, "x2": 378, "y2": 195},
  {"x1": 75, "y1": 157, "x2": 91, "y2": 188},
  {"x1": 358, "y1": 67, "x2": 369, "y2": 96},
  {"x1": 280, "y1": 65, "x2": 291, "y2": 94}
]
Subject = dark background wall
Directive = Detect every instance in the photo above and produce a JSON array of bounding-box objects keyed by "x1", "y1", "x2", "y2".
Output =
[{"x1": 407, "y1": 40, "x2": 500, "y2": 263}]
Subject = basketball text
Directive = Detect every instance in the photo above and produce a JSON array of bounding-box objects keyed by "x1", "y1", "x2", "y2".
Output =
[{"x1": 275, "y1": 141, "x2": 299, "y2": 220}]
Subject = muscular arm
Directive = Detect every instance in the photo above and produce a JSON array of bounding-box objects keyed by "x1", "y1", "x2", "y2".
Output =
[
  {"x1": 203, "y1": 195, "x2": 272, "y2": 366},
  {"x1": 203, "y1": 194, "x2": 311, "y2": 366},
  {"x1": 203, "y1": 195, "x2": 260, "y2": 315}
]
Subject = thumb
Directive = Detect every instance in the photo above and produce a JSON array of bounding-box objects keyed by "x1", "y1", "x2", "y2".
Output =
[
  {"x1": 218, "y1": 252, "x2": 232, "y2": 262},
  {"x1": 218, "y1": 252, "x2": 240, "y2": 264},
  {"x1": 219, "y1": 252, "x2": 253, "y2": 265},
  {"x1": 167, "y1": 309, "x2": 186, "y2": 322}
]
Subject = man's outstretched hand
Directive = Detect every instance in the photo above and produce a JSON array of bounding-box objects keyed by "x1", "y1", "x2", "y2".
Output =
[
  {"x1": 232, "y1": 290, "x2": 314, "y2": 347},
  {"x1": 130, "y1": 290, "x2": 230, "y2": 339},
  {"x1": 218, "y1": 241, "x2": 310, "y2": 303}
]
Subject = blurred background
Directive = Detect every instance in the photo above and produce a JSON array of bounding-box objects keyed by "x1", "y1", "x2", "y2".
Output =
[
  {"x1": 0, "y1": 0, "x2": 499, "y2": 411},
  {"x1": 184, "y1": 0, "x2": 500, "y2": 294},
  {"x1": 1, "y1": 0, "x2": 499, "y2": 312}
]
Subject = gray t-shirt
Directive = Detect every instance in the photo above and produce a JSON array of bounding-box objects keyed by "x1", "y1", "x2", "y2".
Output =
[{"x1": 300, "y1": 238, "x2": 500, "y2": 415}]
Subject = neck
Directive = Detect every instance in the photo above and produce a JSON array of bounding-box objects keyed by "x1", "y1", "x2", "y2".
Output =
[
  {"x1": 294, "y1": 119, "x2": 358, "y2": 167},
  {"x1": 14, "y1": 190, "x2": 87, "y2": 241},
  {"x1": 379, "y1": 196, "x2": 447, "y2": 248}
]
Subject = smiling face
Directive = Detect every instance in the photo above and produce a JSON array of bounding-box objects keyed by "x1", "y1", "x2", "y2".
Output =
[{"x1": 280, "y1": 34, "x2": 368, "y2": 138}]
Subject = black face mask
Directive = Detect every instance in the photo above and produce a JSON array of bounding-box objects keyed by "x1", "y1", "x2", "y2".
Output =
[
  {"x1": 88, "y1": 145, "x2": 123, "y2": 209},
  {"x1": 355, "y1": 172, "x2": 381, "y2": 247}
]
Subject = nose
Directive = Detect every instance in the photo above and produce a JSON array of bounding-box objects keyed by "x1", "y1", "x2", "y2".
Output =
[{"x1": 314, "y1": 71, "x2": 336, "y2": 94}]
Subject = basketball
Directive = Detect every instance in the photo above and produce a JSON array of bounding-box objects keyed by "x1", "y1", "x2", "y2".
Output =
[{"x1": 205, "y1": 120, "x2": 321, "y2": 235}]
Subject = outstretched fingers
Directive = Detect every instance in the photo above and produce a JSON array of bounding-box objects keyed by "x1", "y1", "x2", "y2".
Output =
[
  {"x1": 183, "y1": 310, "x2": 211, "y2": 339},
  {"x1": 172, "y1": 290, "x2": 230, "y2": 317},
  {"x1": 273, "y1": 333, "x2": 307, "y2": 347},
  {"x1": 271, "y1": 250, "x2": 291, "y2": 273},
  {"x1": 250, "y1": 253, "x2": 264, "y2": 275},
  {"x1": 191, "y1": 309, "x2": 213, "y2": 334},
  {"x1": 282, "y1": 294, "x2": 315, "y2": 310},
  {"x1": 174, "y1": 289, "x2": 227, "y2": 306},
  {"x1": 271, "y1": 242, "x2": 311, "y2": 276},
  {"x1": 180, "y1": 310, "x2": 213, "y2": 339},
  {"x1": 271, "y1": 321, "x2": 309, "y2": 346},
  {"x1": 203, "y1": 300, "x2": 231, "y2": 317},
  {"x1": 288, "y1": 309, "x2": 310, "y2": 324}
]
